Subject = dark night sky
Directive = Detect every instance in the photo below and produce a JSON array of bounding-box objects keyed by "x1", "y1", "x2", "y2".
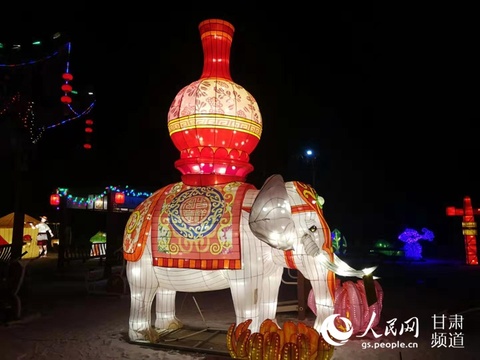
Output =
[{"x1": 1, "y1": 7, "x2": 479, "y2": 256}]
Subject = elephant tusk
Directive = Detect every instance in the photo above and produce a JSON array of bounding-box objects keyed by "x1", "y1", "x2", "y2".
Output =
[
  {"x1": 333, "y1": 254, "x2": 379, "y2": 279},
  {"x1": 316, "y1": 253, "x2": 360, "y2": 277},
  {"x1": 362, "y1": 266, "x2": 378, "y2": 276},
  {"x1": 316, "y1": 253, "x2": 379, "y2": 279}
]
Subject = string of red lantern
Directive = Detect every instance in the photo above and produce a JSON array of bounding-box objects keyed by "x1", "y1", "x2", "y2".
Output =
[
  {"x1": 60, "y1": 72, "x2": 73, "y2": 104},
  {"x1": 60, "y1": 42, "x2": 74, "y2": 105},
  {"x1": 57, "y1": 41, "x2": 94, "y2": 150},
  {"x1": 61, "y1": 81, "x2": 73, "y2": 99},
  {"x1": 84, "y1": 118, "x2": 94, "y2": 149}
]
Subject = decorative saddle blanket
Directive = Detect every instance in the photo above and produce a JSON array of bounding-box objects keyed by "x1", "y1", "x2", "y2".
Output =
[{"x1": 123, "y1": 181, "x2": 255, "y2": 269}]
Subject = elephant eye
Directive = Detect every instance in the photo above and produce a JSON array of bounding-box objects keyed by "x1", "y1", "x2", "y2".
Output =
[{"x1": 309, "y1": 225, "x2": 317, "y2": 233}]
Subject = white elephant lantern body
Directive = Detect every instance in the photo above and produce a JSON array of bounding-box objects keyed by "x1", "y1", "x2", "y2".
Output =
[{"x1": 124, "y1": 175, "x2": 367, "y2": 341}]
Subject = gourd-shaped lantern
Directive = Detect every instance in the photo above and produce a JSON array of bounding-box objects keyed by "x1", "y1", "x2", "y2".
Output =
[{"x1": 168, "y1": 19, "x2": 262, "y2": 186}]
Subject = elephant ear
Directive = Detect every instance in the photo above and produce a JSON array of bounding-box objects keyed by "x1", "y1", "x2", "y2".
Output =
[{"x1": 249, "y1": 174, "x2": 296, "y2": 250}]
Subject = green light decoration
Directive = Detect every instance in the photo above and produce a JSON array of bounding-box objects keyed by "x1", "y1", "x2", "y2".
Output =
[
  {"x1": 373, "y1": 239, "x2": 404, "y2": 257},
  {"x1": 316, "y1": 194, "x2": 324, "y2": 209},
  {"x1": 90, "y1": 231, "x2": 107, "y2": 243},
  {"x1": 331, "y1": 228, "x2": 347, "y2": 255}
]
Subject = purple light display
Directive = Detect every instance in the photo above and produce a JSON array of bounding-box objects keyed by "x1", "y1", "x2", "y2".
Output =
[{"x1": 398, "y1": 227, "x2": 434, "y2": 259}]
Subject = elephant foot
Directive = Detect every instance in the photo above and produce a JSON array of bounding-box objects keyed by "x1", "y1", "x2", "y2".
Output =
[
  {"x1": 129, "y1": 328, "x2": 151, "y2": 342},
  {"x1": 154, "y1": 317, "x2": 183, "y2": 331},
  {"x1": 166, "y1": 319, "x2": 183, "y2": 330},
  {"x1": 130, "y1": 326, "x2": 171, "y2": 343},
  {"x1": 129, "y1": 320, "x2": 184, "y2": 342}
]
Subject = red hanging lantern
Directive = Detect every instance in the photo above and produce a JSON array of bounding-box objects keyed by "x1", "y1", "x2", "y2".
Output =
[
  {"x1": 83, "y1": 143, "x2": 92, "y2": 149},
  {"x1": 114, "y1": 192, "x2": 125, "y2": 204},
  {"x1": 62, "y1": 73, "x2": 73, "y2": 81},
  {"x1": 61, "y1": 95, "x2": 72, "y2": 104},
  {"x1": 61, "y1": 84, "x2": 73, "y2": 92},
  {"x1": 50, "y1": 193, "x2": 61, "y2": 206}
]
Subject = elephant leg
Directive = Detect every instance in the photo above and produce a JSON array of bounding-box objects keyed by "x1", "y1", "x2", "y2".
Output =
[
  {"x1": 229, "y1": 274, "x2": 263, "y2": 332},
  {"x1": 309, "y1": 269, "x2": 335, "y2": 332},
  {"x1": 152, "y1": 268, "x2": 229, "y2": 330},
  {"x1": 259, "y1": 266, "x2": 283, "y2": 325},
  {"x1": 127, "y1": 261, "x2": 158, "y2": 341},
  {"x1": 154, "y1": 288, "x2": 182, "y2": 330}
]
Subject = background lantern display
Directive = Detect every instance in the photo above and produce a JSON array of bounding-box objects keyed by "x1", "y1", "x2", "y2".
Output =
[
  {"x1": 446, "y1": 196, "x2": 479, "y2": 265},
  {"x1": 167, "y1": 19, "x2": 263, "y2": 186}
]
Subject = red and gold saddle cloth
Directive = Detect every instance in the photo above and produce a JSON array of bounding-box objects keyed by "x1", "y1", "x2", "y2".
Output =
[{"x1": 123, "y1": 181, "x2": 255, "y2": 269}]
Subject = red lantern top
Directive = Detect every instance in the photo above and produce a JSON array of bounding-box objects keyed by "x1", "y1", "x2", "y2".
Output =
[
  {"x1": 167, "y1": 19, "x2": 263, "y2": 186},
  {"x1": 199, "y1": 19, "x2": 234, "y2": 80}
]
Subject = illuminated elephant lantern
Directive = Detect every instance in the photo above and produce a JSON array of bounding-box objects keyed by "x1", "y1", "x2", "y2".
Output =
[{"x1": 123, "y1": 174, "x2": 372, "y2": 341}]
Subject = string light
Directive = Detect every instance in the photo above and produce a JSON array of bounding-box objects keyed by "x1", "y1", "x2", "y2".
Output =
[
  {"x1": 55, "y1": 186, "x2": 153, "y2": 208},
  {"x1": 45, "y1": 100, "x2": 95, "y2": 129},
  {"x1": 11, "y1": 98, "x2": 96, "y2": 144},
  {"x1": 0, "y1": 46, "x2": 64, "y2": 68},
  {"x1": 0, "y1": 93, "x2": 20, "y2": 116}
]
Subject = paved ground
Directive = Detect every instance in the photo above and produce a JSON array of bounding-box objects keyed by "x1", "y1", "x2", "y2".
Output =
[{"x1": 1, "y1": 252, "x2": 479, "y2": 359}]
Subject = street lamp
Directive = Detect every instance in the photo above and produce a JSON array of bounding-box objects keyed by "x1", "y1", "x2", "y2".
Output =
[{"x1": 303, "y1": 148, "x2": 317, "y2": 189}]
